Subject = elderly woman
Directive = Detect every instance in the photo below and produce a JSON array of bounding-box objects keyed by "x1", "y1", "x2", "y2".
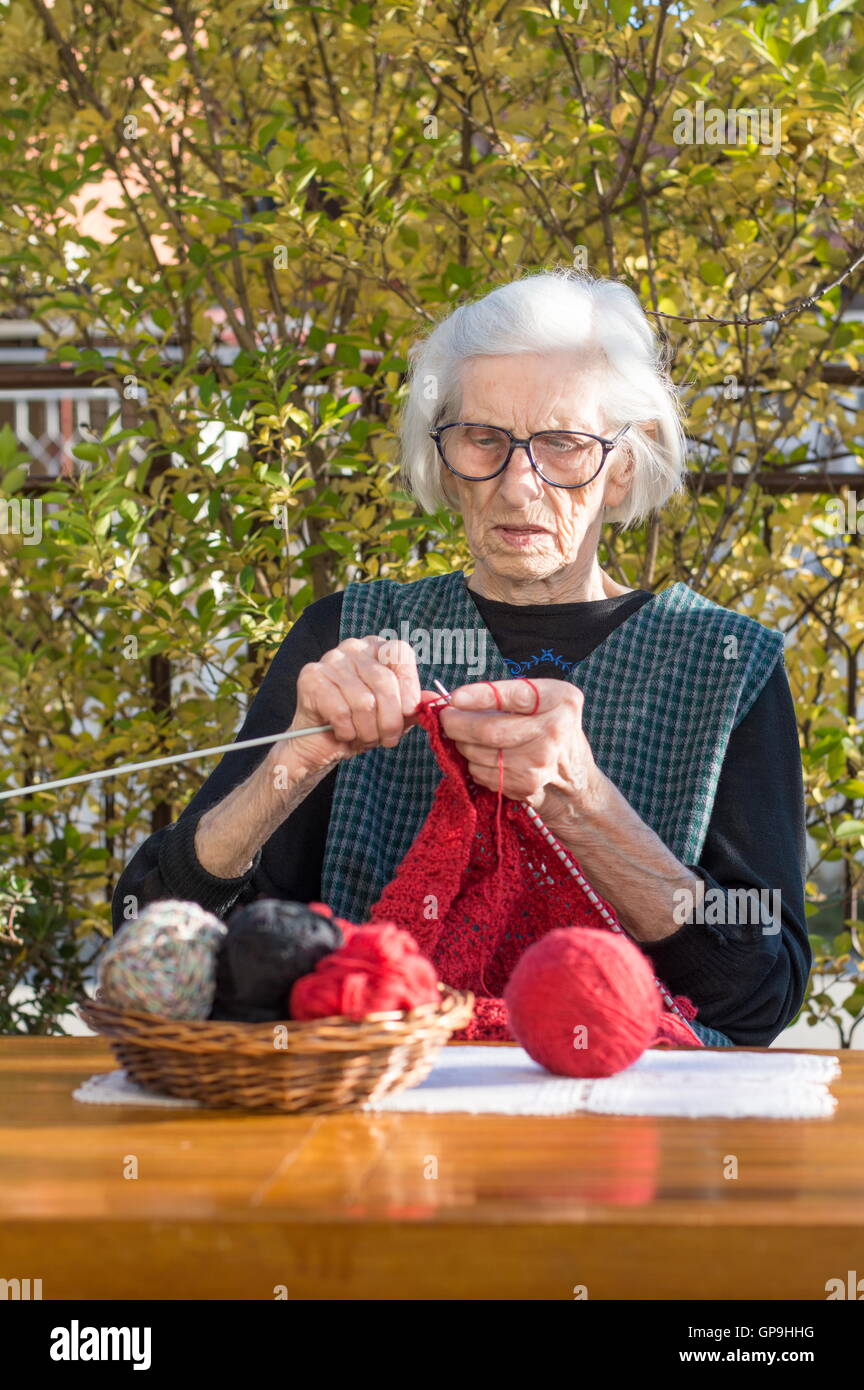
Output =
[{"x1": 114, "y1": 271, "x2": 810, "y2": 1047}]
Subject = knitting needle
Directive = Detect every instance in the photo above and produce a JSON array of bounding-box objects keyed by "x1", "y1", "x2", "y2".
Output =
[
  {"x1": 2, "y1": 680, "x2": 453, "y2": 804},
  {"x1": 0, "y1": 724, "x2": 334, "y2": 803}
]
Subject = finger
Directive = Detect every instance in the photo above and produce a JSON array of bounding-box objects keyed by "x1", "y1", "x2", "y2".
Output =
[
  {"x1": 466, "y1": 761, "x2": 527, "y2": 800},
  {"x1": 449, "y1": 679, "x2": 546, "y2": 713},
  {"x1": 376, "y1": 638, "x2": 423, "y2": 716},
  {"x1": 301, "y1": 668, "x2": 362, "y2": 745},
  {"x1": 468, "y1": 763, "x2": 540, "y2": 802},
  {"x1": 340, "y1": 635, "x2": 387, "y2": 657},
  {"x1": 355, "y1": 655, "x2": 412, "y2": 745},
  {"x1": 451, "y1": 741, "x2": 503, "y2": 769},
  {"x1": 440, "y1": 704, "x2": 544, "y2": 749},
  {"x1": 321, "y1": 665, "x2": 382, "y2": 745},
  {"x1": 466, "y1": 762, "x2": 500, "y2": 791},
  {"x1": 321, "y1": 649, "x2": 401, "y2": 745}
]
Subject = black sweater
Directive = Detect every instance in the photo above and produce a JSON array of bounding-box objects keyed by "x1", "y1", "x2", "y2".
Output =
[{"x1": 112, "y1": 585, "x2": 811, "y2": 1046}]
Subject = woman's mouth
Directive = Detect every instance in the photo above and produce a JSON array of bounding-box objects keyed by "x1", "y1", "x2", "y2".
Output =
[{"x1": 494, "y1": 525, "x2": 550, "y2": 547}]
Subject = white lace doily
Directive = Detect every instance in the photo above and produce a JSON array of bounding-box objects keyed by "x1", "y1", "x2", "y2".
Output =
[{"x1": 73, "y1": 1046, "x2": 841, "y2": 1119}]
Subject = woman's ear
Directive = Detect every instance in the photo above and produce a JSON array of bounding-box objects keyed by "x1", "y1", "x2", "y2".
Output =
[
  {"x1": 604, "y1": 444, "x2": 636, "y2": 508},
  {"x1": 605, "y1": 463, "x2": 633, "y2": 509},
  {"x1": 605, "y1": 421, "x2": 654, "y2": 508}
]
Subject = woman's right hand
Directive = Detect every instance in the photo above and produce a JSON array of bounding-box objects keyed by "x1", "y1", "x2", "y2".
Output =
[{"x1": 275, "y1": 635, "x2": 428, "y2": 777}]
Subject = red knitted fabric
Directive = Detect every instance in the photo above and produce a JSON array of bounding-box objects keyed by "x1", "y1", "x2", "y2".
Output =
[
  {"x1": 368, "y1": 695, "x2": 703, "y2": 1046},
  {"x1": 290, "y1": 922, "x2": 440, "y2": 1021}
]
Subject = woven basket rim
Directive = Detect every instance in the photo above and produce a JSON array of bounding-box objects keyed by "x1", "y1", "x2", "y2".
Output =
[{"x1": 77, "y1": 984, "x2": 475, "y2": 1056}]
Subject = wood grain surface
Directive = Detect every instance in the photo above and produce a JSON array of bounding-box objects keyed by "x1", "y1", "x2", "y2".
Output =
[{"x1": 0, "y1": 1037, "x2": 861, "y2": 1300}]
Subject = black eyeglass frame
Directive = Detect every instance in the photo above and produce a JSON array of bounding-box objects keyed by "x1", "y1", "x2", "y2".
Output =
[{"x1": 429, "y1": 421, "x2": 632, "y2": 489}]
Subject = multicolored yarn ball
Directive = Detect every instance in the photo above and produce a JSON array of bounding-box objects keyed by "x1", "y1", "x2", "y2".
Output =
[
  {"x1": 290, "y1": 922, "x2": 441, "y2": 1022},
  {"x1": 98, "y1": 900, "x2": 227, "y2": 1020},
  {"x1": 210, "y1": 898, "x2": 344, "y2": 1023},
  {"x1": 503, "y1": 927, "x2": 662, "y2": 1078}
]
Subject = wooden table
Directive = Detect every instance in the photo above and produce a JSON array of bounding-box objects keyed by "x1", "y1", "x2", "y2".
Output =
[{"x1": 1, "y1": 1037, "x2": 862, "y2": 1300}]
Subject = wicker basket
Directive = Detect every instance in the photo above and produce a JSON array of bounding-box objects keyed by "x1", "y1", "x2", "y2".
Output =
[{"x1": 77, "y1": 985, "x2": 474, "y2": 1113}]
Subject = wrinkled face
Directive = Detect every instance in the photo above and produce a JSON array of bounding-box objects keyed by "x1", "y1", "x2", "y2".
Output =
[{"x1": 441, "y1": 351, "x2": 633, "y2": 586}]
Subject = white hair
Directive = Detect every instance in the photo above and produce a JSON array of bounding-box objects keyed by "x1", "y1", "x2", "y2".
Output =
[{"x1": 398, "y1": 268, "x2": 687, "y2": 528}]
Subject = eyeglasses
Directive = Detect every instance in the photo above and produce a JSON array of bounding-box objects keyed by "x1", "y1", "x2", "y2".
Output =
[{"x1": 429, "y1": 421, "x2": 632, "y2": 489}]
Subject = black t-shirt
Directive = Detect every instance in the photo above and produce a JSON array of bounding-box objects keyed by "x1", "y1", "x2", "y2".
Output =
[{"x1": 113, "y1": 580, "x2": 811, "y2": 1046}]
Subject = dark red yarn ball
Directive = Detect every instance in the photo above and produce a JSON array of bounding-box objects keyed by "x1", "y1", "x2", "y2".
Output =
[
  {"x1": 503, "y1": 927, "x2": 662, "y2": 1078},
  {"x1": 290, "y1": 921, "x2": 441, "y2": 1021}
]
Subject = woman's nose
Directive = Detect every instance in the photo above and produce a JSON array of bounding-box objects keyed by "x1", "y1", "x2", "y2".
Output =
[{"x1": 496, "y1": 444, "x2": 545, "y2": 503}]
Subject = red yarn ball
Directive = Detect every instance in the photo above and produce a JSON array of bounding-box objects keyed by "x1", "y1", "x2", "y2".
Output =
[
  {"x1": 289, "y1": 922, "x2": 440, "y2": 1021},
  {"x1": 503, "y1": 927, "x2": 662, "y2": 1078},
  {"x1": 307, "y1": 901, "x2": 359, "y2": 942}
]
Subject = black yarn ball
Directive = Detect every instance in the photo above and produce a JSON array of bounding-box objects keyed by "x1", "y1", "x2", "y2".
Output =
[{"x1": 209, "y1": 899, "x2": 344, "y2": 1023}]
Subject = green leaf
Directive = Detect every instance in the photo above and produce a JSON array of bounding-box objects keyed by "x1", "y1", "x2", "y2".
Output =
[
  {"x1": 699, "y1": 260, "x2": 726, "y2": 286},
  {"x1": 733, "y1": 219, "x2": 759, "y2": 244},
  {"x1": 325, "y1": 532, "x2": 359, "y2": 557},
  {"x1": 267, "y1": 145, "x2": 291, "y2": 174},
  {"x1": 0, "y1": 424, "x2": 31, "y2": 471},
  {"x1": 2, "y1": 464, "x2": 30, "y2": 493},
  {"x1": 443, "y1": 262, "x2": 473, "y2": 289},
  {"x1": 196, "y1": 589, "x2": 216, "y2": 621},
  {"x1": 259, "y1": 116, "x2": 283, "y2": 150}
]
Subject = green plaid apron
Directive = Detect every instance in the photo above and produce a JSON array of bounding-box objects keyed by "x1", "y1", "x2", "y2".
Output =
[{"x1": 320, "y1": 569, "x2": 784, "y2": 924}]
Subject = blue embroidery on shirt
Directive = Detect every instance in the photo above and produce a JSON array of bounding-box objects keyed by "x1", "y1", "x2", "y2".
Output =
[{"x1": 503, "y1": 649, "x2": 575, "y2": 676}]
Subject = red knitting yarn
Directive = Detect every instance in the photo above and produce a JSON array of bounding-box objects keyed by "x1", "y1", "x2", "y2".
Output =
[
  {"x1": 368, "y1": 696, "x2": 622, "y2": 1030},
  {"x1": 503, "y1": 927, "x2": 663, "y2": 1078},
  {"x1": 307, "y1": 902, "x2": 359, "y2": 942},
  {"x1": 289, "y1": 921, "x2": 441, "y2": 1021},
  {"x1": 368, "y1": 695, "x2": 703, "y2": 1048}
]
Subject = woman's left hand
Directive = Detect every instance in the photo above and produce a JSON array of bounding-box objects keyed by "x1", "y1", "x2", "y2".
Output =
[{"x1": 439, "y1": 677, "x2": 603, "y2": 822}]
